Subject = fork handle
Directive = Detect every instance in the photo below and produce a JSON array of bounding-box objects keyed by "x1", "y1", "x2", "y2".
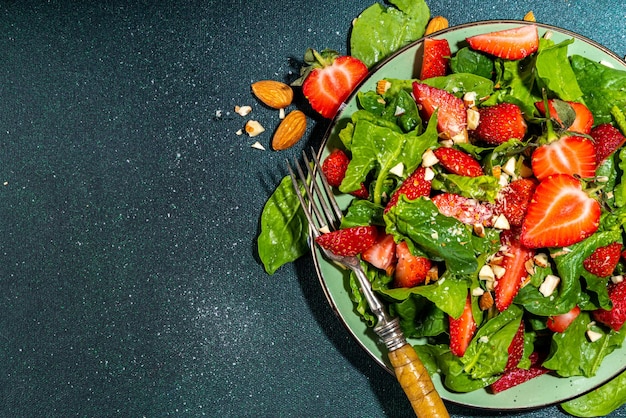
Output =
[{"x1": 388, "y1": 343, "x2": 449, "y2": 418}]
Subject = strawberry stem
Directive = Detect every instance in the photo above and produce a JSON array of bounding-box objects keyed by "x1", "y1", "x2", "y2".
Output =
[{"x1": 541, "y1": 90, "x2": 558, "y2": 143}]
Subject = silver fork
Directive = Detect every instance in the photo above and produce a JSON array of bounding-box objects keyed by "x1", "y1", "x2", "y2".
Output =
[{"x1": 287, "y1": 148, "x2": 449, "y2": 418}]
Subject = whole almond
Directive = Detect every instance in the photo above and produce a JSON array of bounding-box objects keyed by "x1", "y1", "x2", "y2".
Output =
[
  {"x1": 272, "y1": 110, "x2": 306, "y2": 150},
  {"x1": 424, "y1": 16, "x2": 449, "y2": 35},
  {"x1": 251, "y1": 80, "x2": 293, "y2": 109}
]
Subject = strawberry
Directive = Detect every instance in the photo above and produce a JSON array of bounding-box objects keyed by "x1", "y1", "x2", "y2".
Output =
[
  {"x1": 432, "y1": 147, "x2": 483, "y2": 177},
  {"x1": 583, "y1": 242, "x2": 622, "y2": 277},
  {"x1": 495, "y1": 228, "x2": 535, "y2": 312},
  {"x1": 321, "y1": 149, "x2": 369, "y2": 199},
  {"x1": 504, "y1": 321, "x2": 525, "y2": 371},
  {"x1": 546, "y1": 305, "x2": 581, "y2": 333},
  {"x1": 590, "y1": 123, "x2": 626, "y2": 163},
  {"x1": 535, "y1": 100, "x2": 594, "y2": 135},
  {"x1": 472, "y1": 103, "x2": 527, "y2": 145},
  {"x1": 466, "y1": 25, "x2": 539, "y2": 60},
  {"x1": 530, "y1": 135, "x2": 597, "y2": 180},
  {"x1": 490, "y1": 352, "x2": 549, "y2": 394},
  {"x1": 298, "y1": 49, "x2": 368, "y2": 119},
  {"x1": 384, "y1": 166, "x2": 432, "y2": 213},
  {"x1": 412, "y1": 82, "x2": 467, "y2": 141},
  {"x1": 492, "y1": 178, "x2": 537, "y2": 227},
  {"x1": 431, "y1": 193, "x2": 493, "y2": 226},
  {"x1": 593, "y1": 280, "x2": 626, "y2": 331},
  {"x1": 362, "y1": 232, "x2": 397, "y2": 276},
  {"x1": 420, "y1": 38, "x2": 451, "y2": 80},
  {"x1": 449, "y1": 294, "x2": 477, "y2": 357},
  {"x1": 393, "y1": 241, "x2": 432, "y2": 288},
  {"x1": 520, "y1": 174, "x2": 601, "y2": 249},
  {"x1": 315, "y1": 225, "x2": 378, "y2": 257}
]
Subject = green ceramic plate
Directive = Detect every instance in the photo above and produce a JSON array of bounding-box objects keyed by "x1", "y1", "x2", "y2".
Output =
[{"x1": 313, "y1": 20, "x2": 626, "y2": 410}]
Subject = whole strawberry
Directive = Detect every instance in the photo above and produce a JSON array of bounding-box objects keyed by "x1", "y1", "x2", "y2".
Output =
[
  {"x1": 593, "y1": 280, "x2": 626, "y2": 331},
  {"x1": 472, "y1": 103, "x2": 527, "y2": 145},
  {"x1": 321, "y1": 149, "x2": 369, "y2": 199},
  {"x1": 583, "y1": 242, "x2": 622, "y2": 277}
]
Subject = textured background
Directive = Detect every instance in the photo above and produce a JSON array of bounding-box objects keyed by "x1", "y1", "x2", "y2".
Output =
[{"x1": 0, "y1": 1, "x2": 625, "y2": 417}]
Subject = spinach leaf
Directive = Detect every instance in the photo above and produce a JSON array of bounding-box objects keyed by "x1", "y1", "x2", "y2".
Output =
[
  {"x1": 422, "y1": 73, "x2": 494, "y2": 99},
  {"x1": 432, "y1": 173, "x2": 500, "y2": 202},
  {"x1": 349, "y1": 0, "x2": 430, "y2": 68},
  {"x1": 340, "y1": 199, "x2": 385, "y2": 228},
  {"x1": 257, "y1": 175, "x2": 309, "y2": 274},
  {"x1": 561, "y1": 367, "x2": 626, "y2": 417},
  {"x1": 449, "y1": 47, "x2": 494, "y2": 79},
  {"x1": 535, "y1": 38, "x2": 584, "y2": 102},
  {"x1": 482, "y1": 57, "x2": 539, "y2": 116}
]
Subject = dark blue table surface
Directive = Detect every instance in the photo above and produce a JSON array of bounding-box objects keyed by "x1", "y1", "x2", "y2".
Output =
[{"x1": 1, "y1": 1, "x2": 625, "y2": 417}]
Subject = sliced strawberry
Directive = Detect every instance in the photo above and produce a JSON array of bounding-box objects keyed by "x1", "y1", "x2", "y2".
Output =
[
  {"x1": 505, "y1": 321, "x2": 525, "y2": 371},
  {"x1": 384, "y1": 166, "x2": 432, "y2": 213},
  {"x1": 431, "y1": 193, "x2": 494, "y2": 226},
  {"x1": 362, "y1": 232, "x2": 397, "y2": 276},
  {"x1": 315, "y1": 226, "x2": 378, "y2": 257},
  {"x1": 449, "y1": 294, "x2": 477, "y2": 357},
  {"x1": 492, "y1": 178, "x2": 537, "y2": 227},
  {"x1": 466, "y1": 25, "x2": 539, "y2": 60},
  {"x1": 520, "y1": 174, "x2": 601, "y2": 249},
  {"x1": 420, "y1": 38, "x2": 451, "y2": 80},
  {"x1": 546, "y1": 305, "x2": 581, "y2": 333},
  {"x1": 433, "y1": 147, "x2": 483, "y2": 177},
  {"x1": 593, "y1": 280, "x2": 626, "y2": 331},
  {"x1": 583, "y1": 242, "x2": 622, "y2": 277},
  {"x1": 321, "y1": 149, "x2": 369, "y2": 199},
  {"x1": 300, "y1": 49, "x2": 368, "y2": 119},
  {"x1": 530, "y1": 135, "x2": 597, "y2": 180},
  {"x1": 412, "y1": 82, "x2": 467, "y2": 141},
  {"x1": 472, "y1": 103, "x2": 527, "y2": 145},
  {"x1": 393, "y1": 241, "x2": 432, "y2": 288},
  {"x1": 590, "y1": 123, "x2": 626, "y2": 164},
  {"x1": 490, "y1": 352, "x2": 549, "y2": 394},
  {"x1": 495, "y1": 228, "x2": 535, "y2": 312},
  {"x1": 535, "y1": 100, "x2": 594, "y2": 135}
]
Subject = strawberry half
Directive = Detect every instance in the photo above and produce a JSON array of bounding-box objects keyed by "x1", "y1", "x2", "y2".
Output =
[
  {"x1": 299, "y1": 49, "x2": 368, "y2": 119},
  {"x1": 495, "y1": 228, "x2": 535, "y2": 312},
  {"x1": 466, "y1": 25, "x2": 539, "y2": 60},
  {"x1": 449, "y1": 294, "x2": 477, "y2": 357},
  {"x1": 520, "y1": 174, "x2": 601, "y2": 249},
  {"x1": 591, "y1": 123, "x2": 626, "y2": 164},
  {"x1": 472, "y1": 103, "x2": 527, "y2": 145},
  {"x1": 315, "y1": 225, "x2": 378, "y2": 257},
  {"x1": 433, "y1": 147, "x2": 483, "y2": 177},
  {"x1": 362, "y1": 232, "x2": 397, "y2": 276},
  {"x1": 431, "y1": 193, "x2": 493, "y2": 226},
  {"x1": 384, "y1": 166, "x2": 432, "y2": 213},
  {"x1": 530, "y1": 135, "x2": 597, "y2": 180},
  {"x1": 420, "y1": 38, "x2": 451, "y2": 80},
  {"x1": 413, "y1": 82, "x2": 467, "y2": 141},
  {"x1": 490, "y1": 352, "x2": 549, "y2": 394},
  {"x1": 393, "y1": 241, "x2": 433, "y2": 288},
  {"x1": 593, "y1": 280, "x2": 626, "y2": 331},
  {"x1": 504, "y1": 321, "x2": 525, "y2": 371},
  {"x1": 492, "y1": 178, "x2": 537, "y2": 227},
  {"x1": 535, "y1": 100, "x2": 594, "y2": 135},
  {"x1": 583, "y1": 242, "x2": 622, "y2": 277},
  {"x1": 546, "y1": 305, "x2": 581, "y2": 333}
]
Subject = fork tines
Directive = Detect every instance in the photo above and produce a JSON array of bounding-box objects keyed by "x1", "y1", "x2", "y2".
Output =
[{"x1": 286, "y1": 148, "x2": 343, "y2": 239}]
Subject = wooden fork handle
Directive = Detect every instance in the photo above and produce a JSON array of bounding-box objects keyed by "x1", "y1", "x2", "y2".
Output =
[{"x1": 388, "y1": 343, "x2": 450, "y2": 418}]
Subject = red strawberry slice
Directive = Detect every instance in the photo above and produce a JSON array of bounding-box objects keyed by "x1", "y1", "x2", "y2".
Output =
[
  {"x1": 504, "y1": 321, "x2": 525, "y2": 371},
  {"x1": 583, "y1": 242, "x2": 622, "y2": 277},
  {"x1": 530, "y1": 135, "x2": 597, "y2": 180},
  {"x1": 433, "y1": 147, "x2": 483, "y2": 177},
  {"x1": 420, "y1": 38, "x2": 451, "y2": 80},
  {"x1": 466, "y1": 25, "x2": 539, "y2": 60},
  {"x1": 321, "y1": 149, "x2": 369, "y2": 199},
  {"x1": 496, "y1": 228, "x2": 535, "y2": 312},
  {"x1": 300, "y1": 49, "x2": 368, "y2": 119},
  {"x1": 449, "y1": 294, "x2": 477, "y2": 357},
  {"x1": 315, "y1": 225, "x2": 378, "y2": 257},
  {"x1": 546, "y1": 305, "x2": 581, "y2": 333},
  {"x1": 591, "y1": 123, "x2": 626, "y2": 163},
  {"x1": 472, "y1": 103, "x2": 527, "y2": 145},
  {"x1": 490, "y1": 352, "x2": 549, "y2": 394},
  {"x1": 535, "y1": 100, "x2": 594, "y2": 135},
  {"x1": 593, "y1": 280, "x2": 626, "y2": 331},
  {"x1": 520, "y1": 174, "x2": 601, "y2": 249},
  {"x1": 385, "y1": 166, "x2": 432, "y2": 213},
  {"x1": 431, "y1": 193, "x2": 494, "y2": 226},
  {"x1": 393, "y1": 241, "x2": 432, "y2": 288},
  {"x1": 492, "y1": 178, "x2": 537, "y2": 227},
  {"x1": 412, "y1": 82, "x2": 467, "y2": 141},
  {"x1": 362, "y1": 232, "x2": 397, "y2": 276}
]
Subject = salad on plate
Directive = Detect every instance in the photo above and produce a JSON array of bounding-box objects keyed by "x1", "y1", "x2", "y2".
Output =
[{"x1": 257, "y1": 1, "x2": 626, "y2": 415}]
